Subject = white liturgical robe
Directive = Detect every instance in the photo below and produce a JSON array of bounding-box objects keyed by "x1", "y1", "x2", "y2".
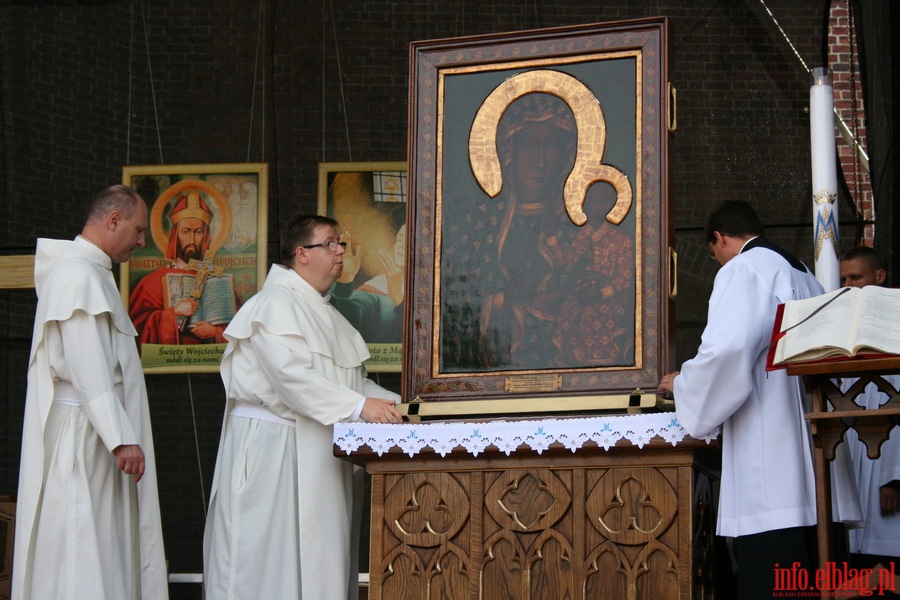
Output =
[
  {"x1": 203, "y1": 263, "x2": 400, "y2": 600},
  {"x1": 674, "y1": 241, "x2": 825, "y2": 538},
  {"x1": 844, "y1": 375, "x2": 900, "y2": 558},
  {"x1": 13, "y1": 237, "x2": 168, "y2": 600}
]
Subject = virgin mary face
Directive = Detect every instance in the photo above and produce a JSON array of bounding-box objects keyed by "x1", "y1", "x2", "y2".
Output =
[{"x1": 511, "y1": 121, "x2": 571, "y2": 204}]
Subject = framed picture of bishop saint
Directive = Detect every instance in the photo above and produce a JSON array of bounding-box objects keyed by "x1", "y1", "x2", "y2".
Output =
[{"x1": 120, "y1": 163, "x2": 268, "y2": 373}]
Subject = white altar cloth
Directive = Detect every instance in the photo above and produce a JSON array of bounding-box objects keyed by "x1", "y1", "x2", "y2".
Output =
[{"x1": 334, "y1": 412, "x2": 718, "y2": 458}]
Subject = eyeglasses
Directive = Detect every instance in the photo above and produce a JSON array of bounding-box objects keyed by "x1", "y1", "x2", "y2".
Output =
[{"x1": 301, "y1": 241, "x2": 347, "y2": 252}]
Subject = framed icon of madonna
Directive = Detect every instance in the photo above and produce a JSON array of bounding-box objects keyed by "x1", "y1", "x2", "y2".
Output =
[{"x1": 403, "y1": 18, "x2": 675, "y2": 417}]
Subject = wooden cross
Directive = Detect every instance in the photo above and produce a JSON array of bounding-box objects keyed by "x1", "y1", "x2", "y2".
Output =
[
  {"x1": 186, "y1": 249, "x2": 224, "y2": 299},
  {"x1": 179, "y1": 250, "x2": 224, "y2": 332}
]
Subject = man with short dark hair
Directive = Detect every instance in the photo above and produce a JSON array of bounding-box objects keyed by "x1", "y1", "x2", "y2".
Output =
[
  {"x1": 203, "y1": 214, "x2": 403, "y2": 600},
  {"x1": 13, "y1": 184, "x2": 168, "y2": 599},
  {"x1": 840, "y1": 245, "x2": 887, "y2": 288},
  {"x1": 659, "y1": 200, "x2": 824, "y2": 599}
]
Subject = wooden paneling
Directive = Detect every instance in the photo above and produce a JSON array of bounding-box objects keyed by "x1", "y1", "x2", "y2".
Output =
[{"x1": 363, "y1": 446, "x2": 718, "y2": 599}]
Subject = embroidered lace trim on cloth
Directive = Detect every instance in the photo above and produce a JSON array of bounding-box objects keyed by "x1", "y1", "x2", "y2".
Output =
[{"x1": 334, "y1": 412, "x2": 718, "y2": 458}]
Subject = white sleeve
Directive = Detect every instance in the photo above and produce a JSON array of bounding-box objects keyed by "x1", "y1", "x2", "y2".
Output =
[
  {"x1": 57, "y1": 310, "x2": 139, "y2": 452},
  {"x1": 349, "y1": 398, "x2": 366, "y2": 421},
  {"x1": 248, "y1": 325, "x2": 367, "y2": 424},
  {"x1": 878, "y1": 427, "x2": 900, "y2": 486},
  {"x1": 674, "y1": 264, "x2": 772, "y2": 436},
  {"x1": 362, "y1": 375, "x2": 401, "y2": 404},
  {"x1": 351, "y1": 376, "x2": 402, "y2": 422}
]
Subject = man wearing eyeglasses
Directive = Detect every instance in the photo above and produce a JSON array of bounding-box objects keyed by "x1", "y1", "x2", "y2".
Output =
[{"x1": 203, "y1": 214, "x2": 403, "y2": 600}]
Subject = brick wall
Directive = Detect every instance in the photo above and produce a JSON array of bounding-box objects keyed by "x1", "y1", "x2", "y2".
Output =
[
  {"x1": 828, "y1": 0, "x2": 875, "y2": 246},
  {"x1": 1, "y1": 1, "x2": 845, "y2": 597}
]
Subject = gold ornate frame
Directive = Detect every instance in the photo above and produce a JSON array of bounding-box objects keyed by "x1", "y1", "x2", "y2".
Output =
[
  {"x1": 121, "y1": 163, "x2": 268, "y2": 373},
  {"x1": 317, "y1": 161, "x2": 408, "y2": 373},
  {"x1": 404, "y1": 19, "x2": 674, "y2": 417}
]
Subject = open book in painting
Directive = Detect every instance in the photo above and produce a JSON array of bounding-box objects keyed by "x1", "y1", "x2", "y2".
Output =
[
  {"x1": 767, "y1": 285, "x2": 900, "y2": 370},
  {"x1": 163, "y1": 272, "x2": 237, "y2": 328}
]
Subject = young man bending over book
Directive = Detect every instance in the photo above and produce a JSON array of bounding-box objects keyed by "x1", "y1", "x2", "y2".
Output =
[
  {"x1": 658, "y1": 200, "x2": 825, "y2": 599},
  {"x1": 839, "y1": 247, "x2": 900, "y2": 581}
]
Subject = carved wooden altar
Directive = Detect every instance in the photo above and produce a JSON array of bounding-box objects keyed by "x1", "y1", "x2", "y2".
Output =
[{"x1": 336, "y1": 416, "x2": 720, "y2": 600}]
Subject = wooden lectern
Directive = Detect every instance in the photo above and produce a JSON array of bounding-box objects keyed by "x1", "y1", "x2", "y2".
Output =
[{"x1": 788, "y1": 356, "x2": 900, "y2": 600}]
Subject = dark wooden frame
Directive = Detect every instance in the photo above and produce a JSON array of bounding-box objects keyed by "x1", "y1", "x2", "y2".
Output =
[{"x1": 404, "y1": 19, "x2": 674, "y2": 415}]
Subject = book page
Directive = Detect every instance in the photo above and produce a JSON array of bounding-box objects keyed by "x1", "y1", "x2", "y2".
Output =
[
  {"x1": 163, "y1": 272, "x2": 192, "y2": 306},
  {"x1": 775, "y1": 287, "x2": 859, "y2": 363},
  {"x1": 163, "y1": 272, "x2": 237, "y2": 328},
  {"x1": 163, "y1": 272, "x2": 195, "y2": 330},
  {"x1": 855, "y1": 286, "x2": 900, "y2": 355},
  {"x1": 197, "y1": 275, "x2": 237, "y2": 325}
]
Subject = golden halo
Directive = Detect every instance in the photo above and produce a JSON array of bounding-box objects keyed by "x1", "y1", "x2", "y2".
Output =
[
  {"x1": 150, "y1": 179, "x2": 233, "y2": 257},
  {"x1": 468, "y1": 69, "x2": 632, "y2": 227}
]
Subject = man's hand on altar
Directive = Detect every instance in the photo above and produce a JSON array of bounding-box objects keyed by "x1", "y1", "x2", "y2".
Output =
[
  {"x1": 173, "y1": 297, "x2": 199, "y2": 317},
  {"x1": 360, "y1": 397, "x2": 403, "y2": 424},
  {"x1": 337, "y1": 231, "x2": 362, "y2": 283},
  {"x1": 658, "y1": 371, "x2": 680, "y2": 398}
]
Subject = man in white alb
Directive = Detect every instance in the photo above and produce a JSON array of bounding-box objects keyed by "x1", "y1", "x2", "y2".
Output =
[
  {"x1": 13, "y1": 184, "x2": 168, "y2": 600},
  {"x1": 203, "y1": 214, "x2": 403, "y2": 600},
  {"x1": 659, "y1": 200, "x2": 825, "y2": 599}
]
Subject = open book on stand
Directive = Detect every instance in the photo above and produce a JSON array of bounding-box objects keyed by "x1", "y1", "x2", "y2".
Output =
[{"x1": 767, "y1": 285, "x2": 900, "y2": 370}]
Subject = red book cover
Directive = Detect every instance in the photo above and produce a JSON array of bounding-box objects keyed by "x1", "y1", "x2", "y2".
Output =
[{"x1": 765, "y1": 302, "x2": 788, "y2": 371}]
